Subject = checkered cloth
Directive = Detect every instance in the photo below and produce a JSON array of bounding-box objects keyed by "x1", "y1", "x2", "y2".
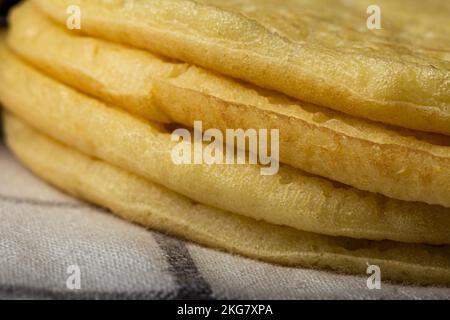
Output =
[{"x1": 1, "y1": 130, "x2": 450, "y2": 300}]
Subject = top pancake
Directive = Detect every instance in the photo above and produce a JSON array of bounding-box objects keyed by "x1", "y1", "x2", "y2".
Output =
[{"x1": 34, "y1": 0, "x2": 450, "y2": 134}]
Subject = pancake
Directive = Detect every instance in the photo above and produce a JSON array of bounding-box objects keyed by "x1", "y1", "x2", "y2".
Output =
[
  {"x1": 8, "y1": 2, "x2": 450, "y2": 208},
  {"x1": 32, "y1": 0, "x2": 450, "y2": 134},
  {"x1": 4, "y1": 112, "x2": 450, "y2": 286},
  {"x1": 7, "y1": 2, "x2": 182, "y2": 123},
  {"x1": 2, "y1": 45, "x2": 450, "y2": 245}
]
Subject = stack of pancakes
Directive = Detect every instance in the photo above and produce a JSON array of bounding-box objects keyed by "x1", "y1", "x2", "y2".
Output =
[{"x1": 1, "y1": 0, "x2": 450, "y2": 285}]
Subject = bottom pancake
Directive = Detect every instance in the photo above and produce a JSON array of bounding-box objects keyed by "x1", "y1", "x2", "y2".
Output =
[{"x1": 3, "y1": 112, "x2": 450, "y2": 286}]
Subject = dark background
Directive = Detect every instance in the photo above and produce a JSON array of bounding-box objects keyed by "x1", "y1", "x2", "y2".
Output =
[{"x1": 1, "y1": 0, "x2": 20, "y2": 26}]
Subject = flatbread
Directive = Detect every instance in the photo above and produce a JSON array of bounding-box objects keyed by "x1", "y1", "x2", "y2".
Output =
[
  {"x1": 4, "y1": 112, "x2": 450, "y2": 286},
  {"x1": 7, "y1": 2, "x2": 182, "y2": 123},
  {"x1": 8, "y1": 2, "x2": 450, "y2": 209},
  {"x1": 33, "y1": 0, "x2": 450, "y2": 134},
  {"x1": 2, "y1": 45, "x2": 450, "y2": 245}
]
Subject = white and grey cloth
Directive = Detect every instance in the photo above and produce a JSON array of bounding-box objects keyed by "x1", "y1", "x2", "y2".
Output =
[{"x1": 1, "y1": 132, "x2": 450, "y2": 300}]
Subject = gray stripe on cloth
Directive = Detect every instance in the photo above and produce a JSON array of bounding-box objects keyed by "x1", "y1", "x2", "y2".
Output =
[
  {"x1": 153, "y1": 232, "x2": 215, "y2": 300},
  {"x1": 0, "y1": 194, "x2": 89, "y2": 209},
  {"x1": 0, "y1": 284, "x2": 176, "y2": 300}
]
